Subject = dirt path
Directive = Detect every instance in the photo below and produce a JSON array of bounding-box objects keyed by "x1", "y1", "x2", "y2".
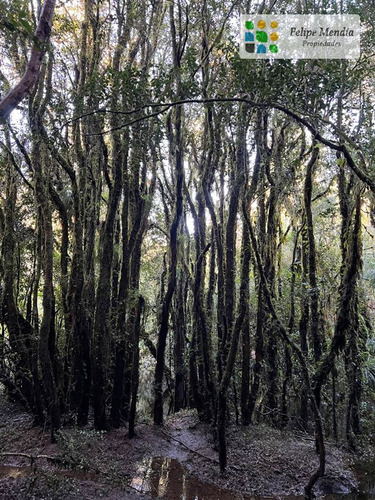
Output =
[{"x1": 0, "y1": 393, "x2": 358, "y2": 499}]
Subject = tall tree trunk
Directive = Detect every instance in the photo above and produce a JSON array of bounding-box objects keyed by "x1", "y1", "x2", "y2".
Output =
[
  {"x1": 93, "y1": 158, "x2": 122, "y2": 430},
  {"x1": 32, "y1": 118, "x2": 60, "y2": 439},
  {"x1": 128, "y1": 296, "x2": 144, "y2": 437},
  {"x1": 174, "y1": 274, "x2": 186, "y2": 413},
  {"x1": 299, "y1": 221, "x2": 309, "y2": 430},
  {"x1": 217, "y1": 107, "x2": 247, "y2": 470},
  {"x1": 153, "y1": 1, "x2": 185, "y2": 425},
  {"x1": 240, "y1": 223, "x2": 251, "y2": 426},
  {"x1": 304, "y1": 145, "x2": 322, "y2": 364},
  {"x1": 153, "y1": 106, "x2": 183, "y2": 424}
]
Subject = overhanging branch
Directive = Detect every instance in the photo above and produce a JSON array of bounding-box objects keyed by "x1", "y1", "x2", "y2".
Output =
[{"x1": 64, "y1": 96, "x2": 375, "y2": 193}]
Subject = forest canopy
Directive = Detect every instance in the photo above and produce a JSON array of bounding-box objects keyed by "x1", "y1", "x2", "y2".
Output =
[{"x1": 1, "y1": 0, "x2": 375, "y2": 497}]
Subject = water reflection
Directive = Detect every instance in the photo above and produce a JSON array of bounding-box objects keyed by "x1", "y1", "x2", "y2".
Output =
[
  {"x1": 130, "y1": 456, "x2": 375, "y2": 500},
  {"x1": 130, "y1": 456, "x2": 252, "y2": 499},
  {"x1": 0, "y1": 465, "x2": 31, "y2": 479}
]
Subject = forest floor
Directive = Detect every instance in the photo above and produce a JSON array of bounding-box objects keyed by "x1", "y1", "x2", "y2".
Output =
[{"x1": 0, "y1": 392, "x2": 369, "y2": 500}]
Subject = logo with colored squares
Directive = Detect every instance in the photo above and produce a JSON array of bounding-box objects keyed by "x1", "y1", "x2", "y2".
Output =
[
  {"x1": 244, "y1": 19, "x2": 279, "y2": 55},
  {"x1": 240, "y1": 15, "x2": 360, "y2": 59}
]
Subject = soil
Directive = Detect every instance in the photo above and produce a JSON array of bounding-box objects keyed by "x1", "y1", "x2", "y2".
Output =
[{"x1": 0, "y1": 393, "x2": 361, "y2": 500}]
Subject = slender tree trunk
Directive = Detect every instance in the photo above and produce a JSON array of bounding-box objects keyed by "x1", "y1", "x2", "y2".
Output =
[
  {"x1": 174, "y1": 274, "x2": 186, "y2": 412},
  {"x1": 304, "y1": 145, "x2": 322, "y2": 363},
  {"x1": 153, "y1": 2, "x2": 185, "y2": 425},
  {"x1": 32, "y1": 118, "x2": 60, "y2": 440},
  {"x1": 129, "y1": 296, "x2": 144, "y2": 438},
  {"x1": 299, "y1": 222, "x2": 309, "y2": 430},
  {"x1": 153, "y1": 112, "x2": 183, "y2": 423},
  {"x1": 241, "y1": 224, "x2": 251, "y2": 426}
]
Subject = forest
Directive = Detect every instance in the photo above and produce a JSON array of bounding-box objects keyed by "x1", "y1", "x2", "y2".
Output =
[{"x1": 1, "y1": 0, "x2": 375, "y2": 499}]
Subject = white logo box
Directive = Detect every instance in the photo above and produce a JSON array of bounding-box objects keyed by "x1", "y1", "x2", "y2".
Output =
[{"x1": 240, "y1": 14, "x2": 360, "y2": 59}]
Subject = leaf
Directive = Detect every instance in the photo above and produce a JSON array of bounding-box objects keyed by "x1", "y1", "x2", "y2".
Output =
[
  {"x1": 19, "y1": 18, "x2": 33, "y2": 35},
  {"x1": 0, "y1": 20, "x2": 17, "y2": 32}
]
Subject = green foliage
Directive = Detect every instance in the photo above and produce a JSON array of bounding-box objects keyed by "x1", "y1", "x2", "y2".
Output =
[{"x1": 0, "y1": 2, "x2": 35, "y2": 42}]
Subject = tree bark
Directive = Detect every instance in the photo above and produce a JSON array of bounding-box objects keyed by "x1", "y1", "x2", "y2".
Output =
[{"x1": 0, "y1": 0, "x2": 56, "y2": 120}]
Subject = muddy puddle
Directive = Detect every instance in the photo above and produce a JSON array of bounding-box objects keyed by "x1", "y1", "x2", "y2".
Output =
[
  {"x1": 130, "y1": 457, "x2": 254, "y2": 499},
  {"x1": 0, "y1": 465, "x2": 30, "y2": 479},
  {"x1": 130, "y1": 456, "x2": 375, "y2": 500}
]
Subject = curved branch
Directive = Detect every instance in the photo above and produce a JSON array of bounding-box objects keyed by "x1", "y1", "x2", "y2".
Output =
[{"x1": 66, "y1": 97, "x2": 375, "y2": 193}]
